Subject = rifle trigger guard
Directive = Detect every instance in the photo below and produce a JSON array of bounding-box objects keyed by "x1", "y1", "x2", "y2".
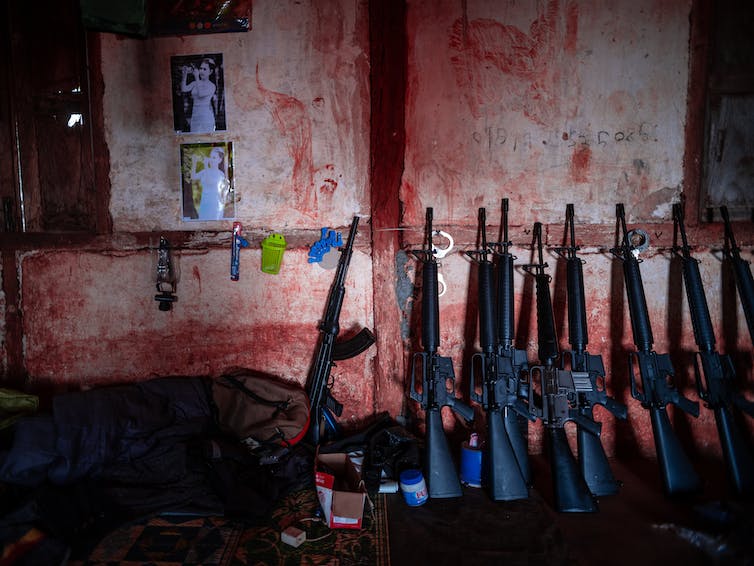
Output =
[{"x1": 432, "y1": 230, "x2": 454, "y2": 259}]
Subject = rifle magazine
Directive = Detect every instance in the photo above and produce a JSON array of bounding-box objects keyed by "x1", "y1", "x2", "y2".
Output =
[{"x1": 332, "y1": 327, "x2": 376, "y2": 361}]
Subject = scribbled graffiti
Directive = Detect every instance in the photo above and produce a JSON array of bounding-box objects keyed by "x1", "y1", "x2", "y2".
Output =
[{"x1": 470, "y1": 122, "x2": 660, "y2": 157}]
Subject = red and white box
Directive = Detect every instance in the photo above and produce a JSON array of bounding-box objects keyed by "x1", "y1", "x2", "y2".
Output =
[{"x1": 315, "y1": 452, "x2": 367, "y2": 529}]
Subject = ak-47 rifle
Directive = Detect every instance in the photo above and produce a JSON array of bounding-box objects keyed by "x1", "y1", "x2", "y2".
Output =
[
  {"x1": 467, "y1": 204, "x2": 531, "y2": 501},
  {"x1": 523, "y1": 222, "x2": 599, "y2": 513},
  {"x1": 553, "y1": 204, "x2": 627, "y2": 496},
  {"x1": 410, "y1": 207, "x2": 474, "y2": 498},
  {"x1": 306, "y1": 217, "x2": 376, "y2": 446},
  {"x1": 611, "y1": 203, "x2": 701, "y2": 495},
  {"x1": 673, "y1": 203, "x2": 754, "y2": 495},
  {"x1": 721, "y1": 205, "x2": 754, "y2": 344}
]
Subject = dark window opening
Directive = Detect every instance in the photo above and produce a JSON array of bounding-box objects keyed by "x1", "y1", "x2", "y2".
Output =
[
  {"x1": 702, "y1": 0, "x2": 754, "y2": 221},
  {"x1": 1, "y1": 0, "x2": 99, "y2": 234}
]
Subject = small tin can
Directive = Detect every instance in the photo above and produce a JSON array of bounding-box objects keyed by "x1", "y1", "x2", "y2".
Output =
[{"x1": 399, "y1": 469, "x2": 428, "y2": 506}]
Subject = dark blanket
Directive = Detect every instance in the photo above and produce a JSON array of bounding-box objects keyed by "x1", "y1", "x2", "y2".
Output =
[
  {"x1": 0, "y1": 376, "x2": 314, "y2": 561},
  {"x1": 0, "y1": 377, "x2": 213, "y2": 487}
]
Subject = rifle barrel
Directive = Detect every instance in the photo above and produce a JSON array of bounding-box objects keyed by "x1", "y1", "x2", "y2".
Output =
[
  {"x1": 496, "y1": 199, "x2": 516, "y2": 347},
  {"x1": 529, "y1": 223, "x2": 558, "y2": 364},
  {"x1": 563, "y1": 204, "x2": 588, "y2": 352},
  {"x1": 475, "y1": 208, "x2": 496, "y2": 352},
  {"x1": 722, "y1": 206, "x2": 754, "y2": 343},
  {"x1": 673, "y1": 203, "x2": 715, "y2": 351},
  {"x1": 615, "y1": 206, "x2": 655, "y2": 351}
]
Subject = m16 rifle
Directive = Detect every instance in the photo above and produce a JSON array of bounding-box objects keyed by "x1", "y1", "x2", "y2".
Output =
[
  {"x1": 673, "y1": 203, "x2": 754, "y2": 495},
  {"x1": 466, "y1": 204, "x2": 531, "y2": 501},
  {"x1": 611, "y1": 203, "x2": 701, "y2": 495},
  {"x1": 492, "y1": 199, "x2": 536, "y2": 485},
  {"x1": 306, "y1": 216, "x2": 376, "y2": 446},
  {"x1": 523, "y1": 222, "x2": 599, "y2": 513},
  {"x1": 553, "y1": 204, "x2": 627, "y2": 496},
  {"x1": 410, "y1": 207, "x2": 474, "y2": 498},
  {"x1": 721, "y1": 205, "x2": 754, "y2": 344}
]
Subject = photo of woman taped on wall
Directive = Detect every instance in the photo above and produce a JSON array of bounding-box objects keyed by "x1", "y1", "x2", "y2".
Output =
[
  {"x1": 180, "y1": 141, "x2": 236, "y2": 221},
  {"x1": 171, "y1": 53, "x2": 227, "y2": 134}
]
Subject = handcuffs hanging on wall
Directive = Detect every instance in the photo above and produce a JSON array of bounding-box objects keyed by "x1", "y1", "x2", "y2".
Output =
[{"x1": 432, "y1": 230, "x2": 454, "y2": 297}]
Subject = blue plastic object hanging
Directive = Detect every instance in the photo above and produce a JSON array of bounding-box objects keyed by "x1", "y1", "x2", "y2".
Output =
[
  {"x1": 231, "y1": 222, "x2": 250, "y2": 281},
  {"x1": 308, "y1": 227, "x2": 343, "y2": 263}
]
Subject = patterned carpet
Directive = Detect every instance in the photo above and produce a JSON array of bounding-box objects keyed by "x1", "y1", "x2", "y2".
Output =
[{"x1": 70, "y1": 488, "x2": 389, "y2": 566}]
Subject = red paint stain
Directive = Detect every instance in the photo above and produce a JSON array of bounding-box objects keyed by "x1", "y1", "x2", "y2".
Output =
[
  {"x1": 564, "y1": 1, "x2": 579, "y2": 53},
  {"x1": 256, "y1": 65, "x2": 316, "y2": 215},
  {"x1": 192, "y1": 265, "x2": 202, "y2": 294},
  {"x1": 640, "y1": 175, "x2": 649, "y2": 194},
  {"x1": 320, "y1": 178, "x2": 338, "y2": 194},
  {"x1": 448, "y1": 0, "x2": 579, "y2": 125},
  {"x1": 400, "y1": 181, "x2": 421, "y2": 226},
  {"x1": 570, "y1": 145, "x2": 591, "y2": 183},
  {"x1": 608, "y1": 91, "x2": 633, "y2": 115}
]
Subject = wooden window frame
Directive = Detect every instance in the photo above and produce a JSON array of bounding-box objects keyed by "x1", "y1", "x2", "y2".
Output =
[{"x1": 0, "y1": 1, "x2": 111, "y2": 247}]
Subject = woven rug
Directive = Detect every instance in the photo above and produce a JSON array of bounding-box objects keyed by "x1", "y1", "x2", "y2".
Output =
[{"x1": 71, "y1": 488, "x2": 389, "y2": 566}]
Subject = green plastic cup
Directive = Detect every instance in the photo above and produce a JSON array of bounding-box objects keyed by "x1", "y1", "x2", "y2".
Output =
[{"x1": 261, "y1": 233, "x2": 287, "y2": 274}]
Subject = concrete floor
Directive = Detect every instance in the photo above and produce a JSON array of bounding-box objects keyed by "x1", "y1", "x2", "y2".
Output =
[
  {"x1": 541, "y1": 457, "x2": 749, "y2": 566},
  {"x1": 386, "y1": 456, "x2": 753, "y2": 566}
]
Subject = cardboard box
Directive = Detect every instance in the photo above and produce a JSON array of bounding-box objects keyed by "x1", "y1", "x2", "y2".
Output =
[{"x1": 315, "y1": 452, "x2": 367, "y2": 529}]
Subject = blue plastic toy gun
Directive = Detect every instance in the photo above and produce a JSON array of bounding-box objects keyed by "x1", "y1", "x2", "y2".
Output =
[{"x1": 231, "y1": 221, "x2": 249, "y2": 281}]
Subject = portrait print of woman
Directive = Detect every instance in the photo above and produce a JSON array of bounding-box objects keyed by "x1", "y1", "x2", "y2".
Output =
[
  {"x1": 171, "y1": 53, "x2": 227, "y2": 134},
  {"x1": 181, "y1": 142, "x2": 235, "y2": 221}
]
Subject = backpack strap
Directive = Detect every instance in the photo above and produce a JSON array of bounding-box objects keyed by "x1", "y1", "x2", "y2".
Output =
[{"x1": 220, "y1": 374, "x2": 291, "y2": 415}]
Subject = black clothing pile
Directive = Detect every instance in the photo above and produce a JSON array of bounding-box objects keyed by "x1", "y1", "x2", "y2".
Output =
[{"x1": 0, "y1": 376, "x2": 314, "y2": 562}]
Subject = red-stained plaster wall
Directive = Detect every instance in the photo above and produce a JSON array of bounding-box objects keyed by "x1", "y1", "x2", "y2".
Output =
[{"x1": 2, "y1": 0, "x2": 753, "y2": 465}]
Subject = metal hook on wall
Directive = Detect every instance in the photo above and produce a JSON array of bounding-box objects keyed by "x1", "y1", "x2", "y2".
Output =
[{"x1": 155, "y1": 236, "x2": 178, "y2": 311}]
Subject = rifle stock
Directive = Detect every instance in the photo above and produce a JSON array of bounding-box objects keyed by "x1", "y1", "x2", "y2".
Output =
[
  {"x1": 674, "y1": 203, "x2": 754, "y2": 495},
  {"x1": 613, "y1": 203, "x2": 701, "y2": 495},
  {"x1": 555, "y1": 204, "x2": 627, "y2": 496},
  {"x1": 306, "y1": 217, "x2": 375, "y2": 446},
  {"x1": 410, "y1": 207, "x2": 473, "y2": 498},
  {"x1": 467, "y1": 205, "x2": 529, "y2": 501},
  {"x1": 523, "y1": 222, "x2": 597, "y2": 513}
]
